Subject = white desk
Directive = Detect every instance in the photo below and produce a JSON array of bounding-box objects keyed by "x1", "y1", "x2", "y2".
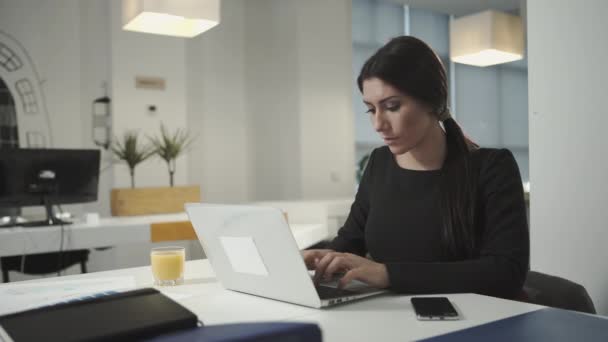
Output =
[
  {"x1": 0, "y1": 213, "x2": 328, "y2": 257},
  {"x1": 5, "y1": 259, "x2": 545, "y2": 341}
]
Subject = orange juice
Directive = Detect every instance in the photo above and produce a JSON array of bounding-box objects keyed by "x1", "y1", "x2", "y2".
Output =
[{"x1": 151, "y1": 247, "x2": 185, "y2": 286}]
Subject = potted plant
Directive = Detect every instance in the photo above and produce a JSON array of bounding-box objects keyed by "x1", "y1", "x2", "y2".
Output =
[
  {"x1": 110, "y1": 131, "x2": 155, "y2": 188},
  {"x1": 148, "y1": 124, "x2": 194, "y2": 187},
  {"x1": 109, "y1": 125, "x2": 200, "y2": 217}
]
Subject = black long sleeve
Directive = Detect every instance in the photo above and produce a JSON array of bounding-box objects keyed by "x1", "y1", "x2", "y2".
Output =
[{"x1": 328, "y1": 147, "x2": 529, "y2": 299}]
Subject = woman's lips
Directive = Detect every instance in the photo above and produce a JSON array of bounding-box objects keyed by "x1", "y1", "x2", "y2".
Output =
[{"x1": 383, "y1": 136, "x2": 399, "y2": 145}]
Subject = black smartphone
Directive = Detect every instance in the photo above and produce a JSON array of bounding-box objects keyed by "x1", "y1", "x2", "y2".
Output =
[{"x1": 411, "y1": 297, "x2": 460, "y2": 321}]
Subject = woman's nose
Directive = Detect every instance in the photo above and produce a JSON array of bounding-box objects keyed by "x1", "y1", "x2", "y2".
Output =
[{"x1": 372, "y1": 111, "x2": 387, "y2": 132}]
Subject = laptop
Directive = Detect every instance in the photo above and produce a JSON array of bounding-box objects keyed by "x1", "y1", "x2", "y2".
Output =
[{"x1": 185, "y1": 203, "x2": 387, "y2": 308}]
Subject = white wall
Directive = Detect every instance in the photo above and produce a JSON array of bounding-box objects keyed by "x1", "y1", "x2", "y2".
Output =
[
  {"x1": 245, "y1": 0, "x2": 355, "y2": 201},
  {"x1": 110, "y1": 0, "x2": 189, "y2": 189},
  {"x1": 244, "y1": 0, "x2": 301, "y2": 201},
  {"x1": 0, "y1": 0, "x2": 82, "y2": 150},
  {"x1": 79, "y1": 0, "x2": 114, "y2": 217},
  {"x1": 186, "y1": 0, "x2": 251, "y2": 203},
  {"x1": 295, "y1": 0, "x2": 355, "y2": 199},
  {"x1": 187, "y1": 0, "x2": 356, "y2": 202},
  {"x1": 528, "y1": 0, "x2": 608, "y2": 314}
]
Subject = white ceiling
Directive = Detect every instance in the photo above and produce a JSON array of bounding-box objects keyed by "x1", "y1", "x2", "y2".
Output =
[{"x1": 386, "y1": 0, "x2": 523, "y2": 17}]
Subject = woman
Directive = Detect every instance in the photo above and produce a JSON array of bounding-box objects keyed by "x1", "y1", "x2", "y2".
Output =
[{"x1": 304, "y1": 36, "x2": 529, "y2": 299}]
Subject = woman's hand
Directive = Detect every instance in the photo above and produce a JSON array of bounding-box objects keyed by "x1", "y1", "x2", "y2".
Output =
[
  {"x1": 301, "y1": 249, "x2": 334, "y2": 270},
  {"x1": 313, "y1": 251, "x2": 390, "y2": 289}
]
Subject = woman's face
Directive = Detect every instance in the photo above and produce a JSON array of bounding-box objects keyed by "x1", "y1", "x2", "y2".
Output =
[{"x1": 362, "y1": 77, "x2": 436, "y2": 155}]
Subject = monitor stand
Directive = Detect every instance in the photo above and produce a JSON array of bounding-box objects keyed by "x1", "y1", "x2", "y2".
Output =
[{"x1": 19, "y1": 196, "x2": 72, "y2": 227}]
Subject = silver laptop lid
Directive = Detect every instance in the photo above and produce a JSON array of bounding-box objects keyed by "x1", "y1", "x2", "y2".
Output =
[{"x1": 185, "y1": 203, "x2": 322, "y2": 308}]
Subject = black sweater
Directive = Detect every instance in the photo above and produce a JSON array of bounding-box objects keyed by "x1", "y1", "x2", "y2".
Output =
[{"x1": 329, "y1": 146, "x2": 529, "y2": 299}]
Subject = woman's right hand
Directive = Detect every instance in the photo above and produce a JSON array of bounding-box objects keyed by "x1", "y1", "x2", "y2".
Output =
[{"x1": 301, "y1": 249, "x2": 334, "y2": 270}]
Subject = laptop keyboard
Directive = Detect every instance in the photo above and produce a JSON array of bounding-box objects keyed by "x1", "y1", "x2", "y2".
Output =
[{"x1": 315, "y1": 285, "x2": 357, "y2": 300}]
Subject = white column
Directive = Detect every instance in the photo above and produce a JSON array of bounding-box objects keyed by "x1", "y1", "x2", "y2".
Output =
[{"x1": 528, "y1": 0, "x2": 608, "y2": 315}]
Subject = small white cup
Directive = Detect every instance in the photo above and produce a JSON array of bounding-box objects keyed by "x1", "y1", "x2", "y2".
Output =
[{"x1": 84, "y1": 212, "x2": 100, "y2": 225}]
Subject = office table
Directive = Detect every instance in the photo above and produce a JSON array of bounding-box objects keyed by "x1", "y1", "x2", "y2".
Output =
[
  {"x1": 0, "y1": 213, "x2": 328, "y2": 257},
  {"x1": 0, "y1": 259, "x2": 549, "y2": 341}
]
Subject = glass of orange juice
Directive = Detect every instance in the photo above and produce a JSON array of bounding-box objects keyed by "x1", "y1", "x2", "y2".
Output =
[{"x1": 151, "y1": 246, "x2": 185, "y2": 286}]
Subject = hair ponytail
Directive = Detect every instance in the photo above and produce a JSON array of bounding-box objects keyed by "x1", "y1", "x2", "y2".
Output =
[{"x1": 440, "y1": 115, "x2": 479, "y2": 259}]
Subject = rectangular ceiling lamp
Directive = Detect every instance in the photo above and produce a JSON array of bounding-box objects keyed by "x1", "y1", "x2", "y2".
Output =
[
  {"x1": 122, "y1": 0, "x2": 220, "y2": 38},
  {"x1": 450, "y1": 10, "x2": 524, "y2": 67}
]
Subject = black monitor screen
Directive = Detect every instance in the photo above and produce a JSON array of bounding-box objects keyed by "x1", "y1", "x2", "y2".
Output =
[{"x1": 0, "y1": 148, "x2": 100, "y2": 208}]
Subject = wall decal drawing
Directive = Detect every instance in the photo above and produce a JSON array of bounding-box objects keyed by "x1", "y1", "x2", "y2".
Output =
[{"x1": 0, "y1": 30, "x2": 52, "y2": 148}]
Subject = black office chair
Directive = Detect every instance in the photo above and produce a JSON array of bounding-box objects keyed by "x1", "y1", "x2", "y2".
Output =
[
  {"x1": 1, "y1": 250, "x2": 90, "y2": 283},
  {"x1": 522, "y1": 270, "x2": 596, "y2": 314}
]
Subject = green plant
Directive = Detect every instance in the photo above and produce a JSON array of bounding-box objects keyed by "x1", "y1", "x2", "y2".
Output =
[
  {"x1": 356, "y1": 153, "x2": 371, "y2": 184},
  {"x1": 149, "y1": 124, "x2": 195, "y2": 187},
  {"x1": 111, "y1": 131, "x2": 155, "y2": 188}
]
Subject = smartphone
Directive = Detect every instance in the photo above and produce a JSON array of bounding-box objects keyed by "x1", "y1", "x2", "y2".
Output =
[{"x1": 411, "y1": 297, "x2": 460, "y2": 321}]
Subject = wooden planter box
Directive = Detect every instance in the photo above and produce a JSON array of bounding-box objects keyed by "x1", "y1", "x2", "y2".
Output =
[{"x1": 111, "y1": 185, "x2": 201, "y2": 216}]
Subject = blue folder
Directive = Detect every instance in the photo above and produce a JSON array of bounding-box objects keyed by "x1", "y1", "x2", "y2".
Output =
[
  {"x1": 420, "y1": 308, "x2": 608, "y2": 342},
  {"x1": 146, "y1": 322, "x2": 322, "y2": 342}
]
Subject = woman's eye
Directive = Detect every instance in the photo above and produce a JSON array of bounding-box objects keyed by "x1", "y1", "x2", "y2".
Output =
[
  {"x1": 386, "y1": 103, "x2": 401, "y2": 112},
  {"x1": 365, "y1": 108, "x2": 375, "y2": 114}
]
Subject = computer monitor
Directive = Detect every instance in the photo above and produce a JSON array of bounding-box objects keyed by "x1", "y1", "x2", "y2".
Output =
[{"x1": 0, "y1": 148, "x2": 100, "y2": 227}]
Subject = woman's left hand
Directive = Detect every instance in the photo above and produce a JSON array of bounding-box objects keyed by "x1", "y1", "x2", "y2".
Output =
[{"x1": 313, "y1": 251, "x2": 390, "y2": 289}]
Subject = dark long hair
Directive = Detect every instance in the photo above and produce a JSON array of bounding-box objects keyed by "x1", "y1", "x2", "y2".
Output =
[{"x1": 357, "y1": 36, "x2": 479, "y2": 259}]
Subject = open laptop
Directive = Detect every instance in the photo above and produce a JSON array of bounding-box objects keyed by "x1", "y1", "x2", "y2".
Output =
[{"x1": 185, "y1": 203, "x2": 387, "y2": 308}]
